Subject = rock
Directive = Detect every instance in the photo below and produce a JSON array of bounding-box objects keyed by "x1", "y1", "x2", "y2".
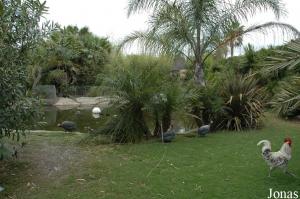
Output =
[{"x1": 54, "y1": 97, "x2": 80, "y2": 107}]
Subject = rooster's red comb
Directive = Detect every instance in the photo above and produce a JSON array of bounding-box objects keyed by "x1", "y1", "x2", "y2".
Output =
[{"x1": 284, "y1": 137, "x2": 292, "y2": 144}]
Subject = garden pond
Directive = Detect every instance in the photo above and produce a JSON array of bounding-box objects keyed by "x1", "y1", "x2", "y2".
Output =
[
  {"x1": 37, "y1": 106, "x2": 191, "y2": 134},
  {"x1": 37, "y1": 106, "x2": 109, "y2": 132}
]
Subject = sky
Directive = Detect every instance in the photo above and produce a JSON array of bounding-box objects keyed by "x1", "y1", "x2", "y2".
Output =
[{"x1": 45, "y1": 0, "x2": 300, "y2": 54}]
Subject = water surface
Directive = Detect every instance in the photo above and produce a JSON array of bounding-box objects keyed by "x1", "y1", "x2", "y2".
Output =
[{"x1": 39, "y1": 106, "x2": 108, "y2": 132}]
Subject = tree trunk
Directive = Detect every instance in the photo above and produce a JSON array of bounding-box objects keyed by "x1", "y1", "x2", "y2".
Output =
[
  {"x1": 32, "y1": 67, "x2": 42, "y2": 90},
  {"x1": 162, "y1": 112, "x2": 171, "y2": 133},
  {"x1": 153, "y1": 118, "x2": 161, "y2": 137},
  {"x1": 194, "y1": 62, "x2": 205, "y2": 86},
  {"x1": 230, "y1": 42, "x2": 234, "y2": 57}
]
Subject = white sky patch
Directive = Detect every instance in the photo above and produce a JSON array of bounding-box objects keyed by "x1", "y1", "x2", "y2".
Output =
[{"x1": 46, "y1": 0, "x2": 300, "y2": 54}]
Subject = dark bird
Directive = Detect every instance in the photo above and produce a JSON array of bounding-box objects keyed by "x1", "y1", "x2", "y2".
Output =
[
  {"x1": 198, "y1": 121, "x2": 213, "y2": 137},
  {"x1": 163, "y1": 125, "x2": 176, "y2": 143},
  {"x1": 57, "y1": 121, "x2": 76, "y2": 132}
]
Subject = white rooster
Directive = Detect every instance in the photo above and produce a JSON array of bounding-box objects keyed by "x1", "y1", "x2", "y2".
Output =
[{"x1": 257, "y1": 138, "x2": 297, "y2": 177}]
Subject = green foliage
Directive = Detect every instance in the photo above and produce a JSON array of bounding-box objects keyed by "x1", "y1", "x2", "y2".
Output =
[
  {"x1": 0, "y1": 0, "x2": 50, "y2": 155},
  {"x1": 28, "y1": 25, "x2": 112, "y2": 95},
  {"x1": 190, "y1": 75, "x2": 265, "y2": 131},
  {"x1": 217, "y1": 75, "x2": 265, "y2": 131},
  {"x1": 241, "y1": 44, "x2": 257, "y2": 74},
  {"x1": 98, "y1": 55, "x2": 183, "y2": 143},
  {"x1": 264, "y1": 39, "x2": 300, "y2": 73},
  {"x1": 123, "y1": 0, "x2": 298, "y2": 84},
  {"x1": 270, "y1": 76, "x2": 300, "y2": 118}
]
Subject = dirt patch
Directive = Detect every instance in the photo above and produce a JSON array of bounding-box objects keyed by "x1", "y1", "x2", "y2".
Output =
[{"x1": 0, "y1": 133, "x2": 91, "y2": 198}]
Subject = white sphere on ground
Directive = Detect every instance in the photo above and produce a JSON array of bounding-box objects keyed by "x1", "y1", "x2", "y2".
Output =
[{"x1": 92, "y1": 107, "x2": 101, "y2": 114}]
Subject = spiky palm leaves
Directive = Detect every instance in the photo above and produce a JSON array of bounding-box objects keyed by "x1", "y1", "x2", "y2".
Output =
[
  {"x1": 99, "y1": 56, "x2": 184, "y2": 143},
  {"x1": 264, "y1": 39, "x2": 300, "y2": 72},
  {"x1": 270, "y1": 77, "x2": 300, "y2": 118},
  {"x1": 262, "y1": 39, "x2": 300, "y2": 118},
  {"x1": 123, "y1": 0, "x2": 299, "y2": 85},
  {"x1": 100, "y1": 62, "x2": 157, "y2": 142},
  {"x1": 217, "y1": 75, "x2": 265, "y2": 131}
]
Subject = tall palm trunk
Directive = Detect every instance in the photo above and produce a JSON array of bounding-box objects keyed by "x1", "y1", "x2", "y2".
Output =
[
  {"x1": 194, "y1": 62, "x2": 205, "y2": 86},
  {"x1": 230, "y1": 41, "x2": 234, "y2": 57}
]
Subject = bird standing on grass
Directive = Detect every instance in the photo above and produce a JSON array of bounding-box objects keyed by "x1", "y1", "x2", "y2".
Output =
[
  {"x1": 257, "y1": 138, "x2": 297, "y2": 178},
  {"x1": 163, "y1": 125, "x2": 176, "y2": 143},
  {"x1": 198, "y1": 121, "x2": 213, "y2": 137}
]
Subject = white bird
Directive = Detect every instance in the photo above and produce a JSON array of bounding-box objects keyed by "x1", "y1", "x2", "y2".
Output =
[
  {"x1": 92, "y1": 107, "x2": 101, "y2": 114},
  {"x1": 0, "y1": 185, "x2": 4, "y2": 192}
]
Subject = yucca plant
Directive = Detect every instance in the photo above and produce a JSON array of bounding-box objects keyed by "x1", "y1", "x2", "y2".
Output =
[
  {"x1": 217, "y1": 75, "x2": 266, "y2": 131},
  {"x1": 98, "y1": 55, "x2": 173, "y2": 143},
  {"x1": 270, "y1": 76, "x2": 300, "y2": 118}
]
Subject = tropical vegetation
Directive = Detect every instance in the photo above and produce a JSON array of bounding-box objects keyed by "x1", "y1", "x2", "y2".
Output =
[
  {"x1": 122, "y1": 0, "x2": 300, "y2": 85},
  {"x1": 97, "y1": 56, "x2": 185, "y2": 143},
  {"x1": 28, "y1": 25, "x2": 112, "y2": 95},
  {"x1": 1, "y1": 0, "x2": 300, "y2": 198}
]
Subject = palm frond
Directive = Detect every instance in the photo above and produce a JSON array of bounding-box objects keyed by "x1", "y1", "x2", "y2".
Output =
[
  {"x1": 270, "y1": 76, "x2": 300, "y2": 117},
  {"x1": 127, "y1": 0, "x2": 169, "y2": 16},
  {"x1": 263, "y1": 39, "x2": 300, "y2": 73}
]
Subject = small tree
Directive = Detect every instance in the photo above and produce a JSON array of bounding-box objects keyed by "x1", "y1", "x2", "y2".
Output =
[{"x1": 0, "y1": 0, "x2": 52, "y2": 156}]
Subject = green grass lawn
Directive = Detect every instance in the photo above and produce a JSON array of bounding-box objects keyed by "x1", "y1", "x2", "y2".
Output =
[{"x1": 1, "y1": 114, "x2": 300, "y2": 199}]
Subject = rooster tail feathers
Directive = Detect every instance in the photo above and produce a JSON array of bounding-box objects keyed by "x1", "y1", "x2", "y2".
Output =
[
  {"x1": 257, "y1": 140, "x2": 271, "y2": 154},
  {"x1": 257, "y1": 140, "x2": 270, "y2": 147}
]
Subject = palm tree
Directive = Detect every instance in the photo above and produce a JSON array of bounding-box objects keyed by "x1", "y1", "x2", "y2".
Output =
[
  {"x1": 122, "y1": 0, "x2": 300, "y2": 86},
  {"x1": 224, "y1": 21, "x2": 244, "y2": 57},
  {"x1": 264, "y1": 39, "x2": 300, "y2": 118}
]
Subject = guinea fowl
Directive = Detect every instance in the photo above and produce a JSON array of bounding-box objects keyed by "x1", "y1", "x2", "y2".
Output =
[
  {"x1": 198, "y1": 121, "x2": 213, "y2": 137},
  {"x1": 57, "y1": 121, "x2": 76, "y2": 132},
  {"x1": 163, "y1": 125, "x2": 176, "y2": 143}
]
